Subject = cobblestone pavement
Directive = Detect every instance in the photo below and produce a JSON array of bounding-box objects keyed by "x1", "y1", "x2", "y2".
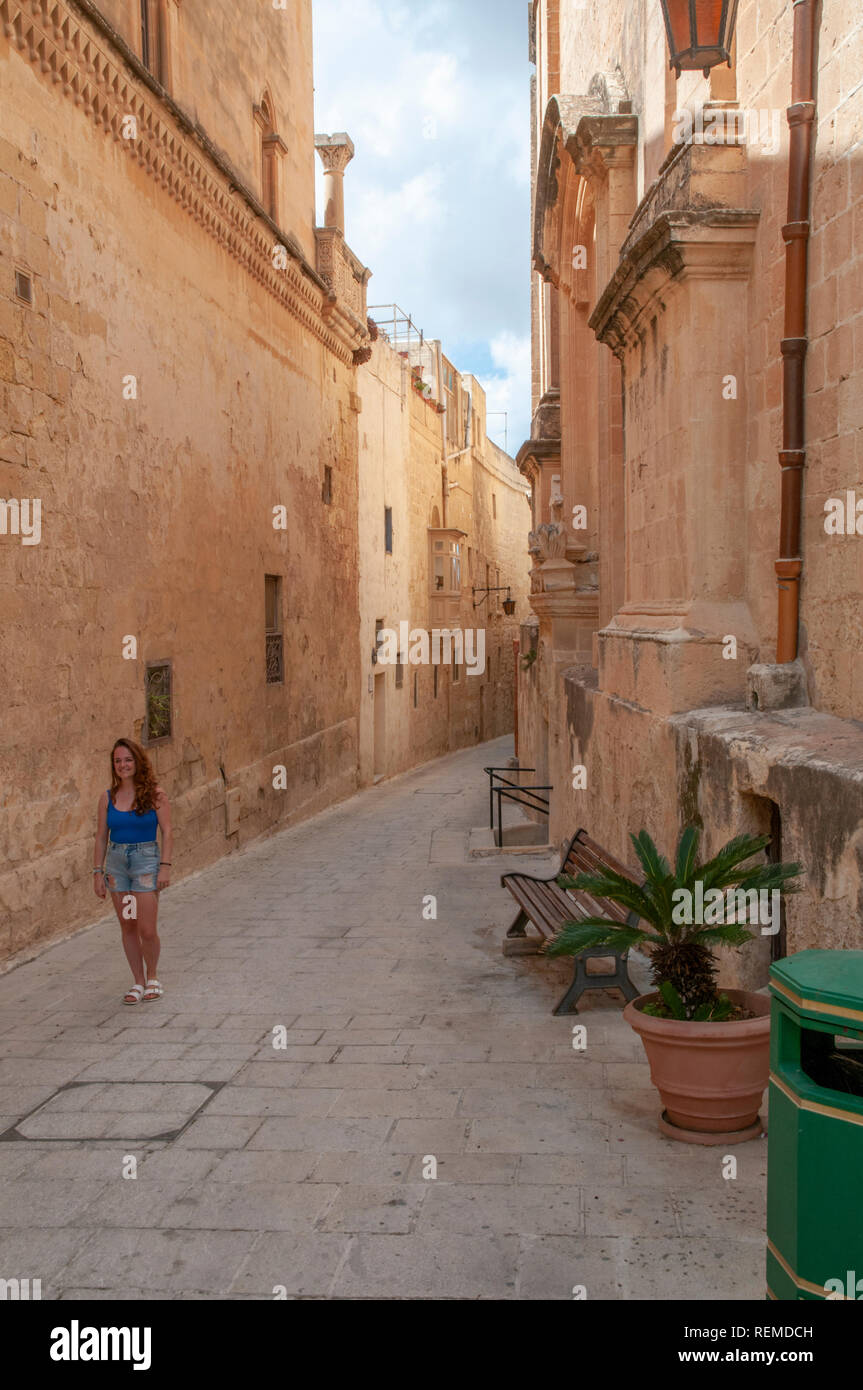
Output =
[{"x1": 0, "y1": 737, "x2": 767, "y2": 1299}]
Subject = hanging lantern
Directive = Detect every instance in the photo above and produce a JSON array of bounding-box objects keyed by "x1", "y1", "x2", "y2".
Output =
[
  {"x1": 502, "y1": 590, "x2": 516, "y2": 617},
  {"x1": 659, "y1": 0, "x2": 739, "y2": 77}
]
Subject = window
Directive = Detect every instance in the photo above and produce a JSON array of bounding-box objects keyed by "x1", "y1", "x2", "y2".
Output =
[
  {"x1": 265, "y1": 575, "x2": 283, "y2": 684},
  {"x1": 431, "y1": 536, "x2": 460, "y2": 592},
  {"x1": 492, "y1": 493, "x2": 497, "y2": 519},
  {"x1": 413, "y1": 672, "x2": 418, "y2": 708},
  {"x1": 140, "y1": 0, "x2": 167, "y2": 81},
  {"x1": 322, "y1": 466, "x2": 333, "y2": 504},
  {"x1": 141, "y1": 0, "x2": 154, "y2": 71},
  {"x1": 428, "y1": 527, "x2": 466, "y2": 625},
  {"x1": 395, "y1": 658, "x2": 404, "y2": 690},
  {"x1": 384, "y1": 507, "x2": 393, "y2": 554},
  {"x1": 256, "y1": 96, "x2": 286, "y2": 222},
  {"x1": 145, "y1": 662, "x2": 172, "y2": 743},
  {"x1": 14, "y1": 269, "x2": 32, "y2": 306},
  {"x1": 453, "y1": 660, "x2": 460, "y2": 684},
  {"x1": 433, "y1": 666, "x2": 438, "y2": 699},
  {"x1": 139, "y1": 0, "x2": 176, "y2": 89}
]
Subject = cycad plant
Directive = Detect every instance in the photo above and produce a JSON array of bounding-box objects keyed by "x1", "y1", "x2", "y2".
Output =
[{"x1": 546, "y1": 827, "x2": 802, "y2": 1021}]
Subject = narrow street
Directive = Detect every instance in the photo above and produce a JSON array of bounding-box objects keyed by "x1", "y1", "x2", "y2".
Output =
[{"x1": 0, "y1": 737, "x2": 766, "y2": 1299}]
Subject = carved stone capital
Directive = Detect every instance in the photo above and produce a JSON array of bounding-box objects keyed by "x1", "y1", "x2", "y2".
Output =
[{"x1": 314, "y1": 132, "x2": 355, "y2": 174}]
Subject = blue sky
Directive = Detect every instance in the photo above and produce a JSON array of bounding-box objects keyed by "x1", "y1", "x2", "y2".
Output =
[{"x1": 312, "y1": 0, "x2": 532, "y2": 455}]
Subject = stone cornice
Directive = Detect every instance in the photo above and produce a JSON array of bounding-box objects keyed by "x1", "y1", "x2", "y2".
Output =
[
  {"x1": 1, "y1": 0, "x2": 369, "y2": 363},
  {"x1": 516, "y1": 436, "x2": 561, "y2": 484},
  {"x1": 589, "y1": 208, "x2": 759, "y2": 359}
]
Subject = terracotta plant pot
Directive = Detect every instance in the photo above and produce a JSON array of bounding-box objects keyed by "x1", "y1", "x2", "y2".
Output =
[{"x1": 623, "y1": 988, "x2": 771, "y2": 1145}]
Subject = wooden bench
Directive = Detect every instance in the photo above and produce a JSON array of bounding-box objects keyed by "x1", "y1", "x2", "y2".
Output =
[{"x1": 501, "y1": 828, "x2": 641, "y2": 1015}]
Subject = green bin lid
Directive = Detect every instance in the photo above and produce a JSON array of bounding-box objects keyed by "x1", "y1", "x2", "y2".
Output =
[{"x1": 770, "y1": 949, "x2": 863, "y2": 1027}]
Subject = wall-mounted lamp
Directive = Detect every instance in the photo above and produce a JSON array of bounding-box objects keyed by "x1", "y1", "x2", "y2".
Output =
[
  {"x1": 472, "y1": 585, "x2": 516, "y2": 616},
  {"x1": 659, "y1": 0, "x2": 739, "y2": 77}
]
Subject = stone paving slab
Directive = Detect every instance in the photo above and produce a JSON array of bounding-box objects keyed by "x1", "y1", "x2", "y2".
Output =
[{"x1": 0, "y1": 735, "x2": 769, "y2": 1299}]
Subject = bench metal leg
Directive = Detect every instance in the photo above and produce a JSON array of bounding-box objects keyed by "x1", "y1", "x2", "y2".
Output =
[
  {"x1": 506, "y1": 907, "x2": 530, "y2": 938},
  {"x1": 552, "y1": 951, "x2": 640, "y2": 1015},
  {"x1": 553, "y1": 957, "x2": 587, "y2": 1015}
]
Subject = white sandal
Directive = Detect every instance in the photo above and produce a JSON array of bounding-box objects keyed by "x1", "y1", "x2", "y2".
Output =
[
  {"x1": 143, "y1": 979, "x2": 163, "y2": 1001},
  {"x1": 124, "y1": 984, "x2": 145, "y2": 1005}
]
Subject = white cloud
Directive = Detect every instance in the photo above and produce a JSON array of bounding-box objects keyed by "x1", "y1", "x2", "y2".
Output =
[
  {"x1": 351, "y1": 169, "x2": 445, "y2": 255},
  {"x1": 478, "y1": 332, "x2": 532, "y2": 455},
  {"x1": 313, "y1": 0, "x2": 531, "y2": 450}
]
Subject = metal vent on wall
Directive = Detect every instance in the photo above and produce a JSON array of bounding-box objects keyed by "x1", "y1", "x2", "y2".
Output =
[{"x1": 15, "y1": 270, "x2": 33, "y2": 305}]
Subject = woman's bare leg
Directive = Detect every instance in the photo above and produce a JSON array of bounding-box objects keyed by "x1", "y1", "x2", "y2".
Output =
[
  {"x1": 108, "y1": 888, "x2": 146, "y2": 986},
  {"x1": 136, "y1": 891, "x2": 161, "y2": 982}
]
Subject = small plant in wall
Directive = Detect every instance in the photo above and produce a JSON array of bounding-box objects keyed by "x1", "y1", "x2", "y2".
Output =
[
  {"x1": 520, "y1": 647, "x2": 538, "y2": 671},
  {"x1": 547, "y1": 826, "x2": 802, "y2": 1142}
]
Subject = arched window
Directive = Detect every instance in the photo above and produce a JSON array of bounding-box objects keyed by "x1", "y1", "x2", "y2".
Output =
[{"x1": 255, "y1": 94, "x2": 286, "y2": 222}]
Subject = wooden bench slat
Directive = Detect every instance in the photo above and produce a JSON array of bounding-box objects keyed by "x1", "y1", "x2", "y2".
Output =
[
  {"x1": 506, "y1": 878, "x2": 563, "y2": 936},
  {"x1": 501, "y1": 826, "x2": 641, "y2": 1014}
]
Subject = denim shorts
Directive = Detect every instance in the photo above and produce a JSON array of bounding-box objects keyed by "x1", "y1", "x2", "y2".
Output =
[{"x1": 105, "y1": 840, "x2": 161, "y2": 894}]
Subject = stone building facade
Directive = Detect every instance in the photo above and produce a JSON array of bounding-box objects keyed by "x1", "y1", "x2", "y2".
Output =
[
  {"x1": 519, "y1": 0, "x2": 863, "y2": 986},
  {"x1": 0, "y1": 0, "x2": 531, "y2": 965},
  {"x1": 0, "y1": 0, "x2": 373, "y2": 960},
  {"x1": 357, "y1": 321, "x2": 531, "y2": 784}
]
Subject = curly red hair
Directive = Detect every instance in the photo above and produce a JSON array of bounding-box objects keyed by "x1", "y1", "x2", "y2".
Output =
[{"x1": 110, "y1": 738, "x2": 159, "y2": 814}]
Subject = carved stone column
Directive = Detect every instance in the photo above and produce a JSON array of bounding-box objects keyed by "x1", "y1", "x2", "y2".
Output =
[{"x1": 314, "y1": 133, "x2": 355, "y2": 235}]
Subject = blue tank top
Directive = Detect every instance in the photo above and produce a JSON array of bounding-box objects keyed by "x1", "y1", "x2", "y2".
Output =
[{"x1": 106, "y1": 790, "x2": 159, "y2": 843}]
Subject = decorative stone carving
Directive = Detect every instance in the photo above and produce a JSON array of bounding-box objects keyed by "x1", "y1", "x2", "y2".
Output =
[
  {"x1": 0, "y1": 0, "x2": 368, "y2": 364},
  {"x1": 532, "y1": 523, "x2": 568, "y2": 562},
  {"x1": 314, "y1": 132, "x2": 355, "y2": 176}
]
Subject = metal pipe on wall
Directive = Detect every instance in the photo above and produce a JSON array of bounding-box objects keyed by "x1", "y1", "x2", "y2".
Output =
[{"x1": 775, "y1": 0, "x2": 818, "y2": 663}]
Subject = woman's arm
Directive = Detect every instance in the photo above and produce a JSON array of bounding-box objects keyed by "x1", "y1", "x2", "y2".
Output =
[
  {"x1": 93, "y1": 791, "x2": 109, "y2": 898},
  {"x1": 156, "y1": 788, "x2": 173, "y2": 889}
]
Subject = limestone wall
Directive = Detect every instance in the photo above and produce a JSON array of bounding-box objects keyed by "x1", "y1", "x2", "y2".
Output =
[
  {"x1": 0, "y1": 0, "x2": 362, "y2": 959},
  {"x1": 357, "y1": 340, "x2": 531, "y2": 785},
  {"x1": 520, "y1": 0, "x2": 863, "y2": 971}
]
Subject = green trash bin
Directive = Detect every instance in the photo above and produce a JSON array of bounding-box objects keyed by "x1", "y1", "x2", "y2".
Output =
[{"x1": 767, "y1": 949, "x2": 863, "y2": 1300}]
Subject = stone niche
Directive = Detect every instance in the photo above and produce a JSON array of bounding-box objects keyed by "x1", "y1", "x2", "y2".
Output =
[{"x1": 591, "y1": 139, "x2": 761, "y2": 716}]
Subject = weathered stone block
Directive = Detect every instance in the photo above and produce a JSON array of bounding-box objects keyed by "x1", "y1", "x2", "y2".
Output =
[{"x1": 746, "y1": 660, "x2": 809, "y2": 711}]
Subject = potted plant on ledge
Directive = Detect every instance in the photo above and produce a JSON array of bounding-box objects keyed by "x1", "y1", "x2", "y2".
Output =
[{"x1": 546, "y1": 826, "x2": 802, "y2": 1145}]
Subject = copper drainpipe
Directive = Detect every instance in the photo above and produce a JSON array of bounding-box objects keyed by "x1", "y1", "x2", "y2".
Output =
[
  {"x1": 513, "y1": 639, "x2": 520, "y2": 759},
  {"x1": 775, "y1": 0, "x2": 819, "y2": 662}
]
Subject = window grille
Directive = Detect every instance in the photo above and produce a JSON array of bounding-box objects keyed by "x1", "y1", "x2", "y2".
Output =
[
  {"x1": 145, "y1": 662, "x2": 172, "y2": 743},
  {"x1": 265, "y1": 575, "x2": 284, "y2": 684}
]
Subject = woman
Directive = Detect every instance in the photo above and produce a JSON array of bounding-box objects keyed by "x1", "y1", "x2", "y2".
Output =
[{"x1": 93, "y1": 738, "x2": 173, "y2": 1004}]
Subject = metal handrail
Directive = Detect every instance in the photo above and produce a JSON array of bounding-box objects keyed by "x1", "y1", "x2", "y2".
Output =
[
  {"x1": 483, "y1": 765, "x2": 536, "y2": 829},
  {"x1": 484, "y1": 766, "x2": 551, "y2": 848}
]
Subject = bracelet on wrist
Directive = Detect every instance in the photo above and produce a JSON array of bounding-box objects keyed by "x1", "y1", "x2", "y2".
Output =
[
  {"x1": 93, "y1": 868, "x2": 104, "y2": 874},
  {"x1": 160, "y1": 862, "x2": 172, "y2": 866}
]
